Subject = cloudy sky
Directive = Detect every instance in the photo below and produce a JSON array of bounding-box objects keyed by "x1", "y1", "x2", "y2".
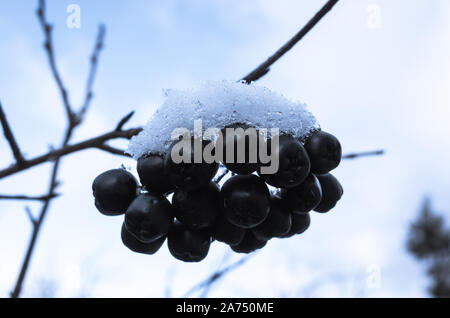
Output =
[{"x1": 0, "y1": 0, "x2": 449, "y2": 297}]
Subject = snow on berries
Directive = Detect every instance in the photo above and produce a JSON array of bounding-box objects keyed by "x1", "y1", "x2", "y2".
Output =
[{"x1": 91, "y1": 81, "x2": 344, "y2": 262}]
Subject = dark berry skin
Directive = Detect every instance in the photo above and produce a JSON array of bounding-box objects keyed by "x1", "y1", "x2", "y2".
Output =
[
  {"x1": 220, "y1": 175, "x2": 270, "y2": 229},
  {"x1": 304, "y1": 131, "x2": 342, "y2": 175},
  {"x1": 137, "y1": 154, "x2": 175, "y2": 194},
  {"x1": 258, "y1": 135, "x2": 311, "y2": 189},
  {"x1": 314, "y1": 173, "x2": 343, "y2": 213},
  {"x1": 167, "y1": 221, "x2": 211, "y2": 262},
  {"x1": 211, "y1": 213, "x2": 246, "y2": 246},
  {"x1": 172, "y1": 181, "x2": 220, "y2": 230},
  {"x1": 121, "y1": 222, "x2": 165, "y2": 255},
  {"x1": 124, "y1": 193, "x2": 173, "y2": 243},
  {"x1": 92, "y1": 169, "x2": 138, "y2": 216},
  {"x1": 221, "y1": 123, "x2": 261, "y2": 175},
  {"x1": 281, "y1": 174, "x2": 322, "y2": 214},
  {"x1": 231, "y1": 231, "x2": 267, "y2": 254},
  {"x1": 281, "y1": 212, "x2": 311, "y2": 238},
  {"x1": 165, "y1": 137, "x2": 219, "y2": 191},
  {"x1": 252, "y1": 196, "x2": 292, "y2": 241}
]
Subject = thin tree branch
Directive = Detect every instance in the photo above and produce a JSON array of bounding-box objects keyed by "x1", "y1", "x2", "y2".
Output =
[
  {"x1": 10, "y1": 0, "x2": 106, "y2": 298},
  {"x1": 95, "y1": 144, "x2": 130, "y2": 157},
  {"x1": 184, "y1": 254, "x2": 254, "y2": 298},
  {"x1": 37, "y1": 0, "x2": 75, "y2": 124},
  {"x1": 24, "y1": 206, "x2": 38, "y2": 226},
  {"x1": 115, "y1": 111, "x2": 135, "y2": 131},
  {"x1": 0, "y1": 126, "x2": 140, "y2": 180},
  {"x1": 242, "y1": 0, "x2": 339, "y2": 83},
  {"x1": 0, "y1": 101, "x2": 25, "y2": 164},
  {"x1": 0, "y1": 193, "x2": 59, "y2": 201},
  {"x1": 77, "y1": 24, "x2": 106, "y2": 122},
  {"x1": 342, "y1": 149, "x2": 385, "y2": 160}
]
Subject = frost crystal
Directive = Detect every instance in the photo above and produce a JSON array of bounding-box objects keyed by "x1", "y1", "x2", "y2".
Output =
[{"x1": 126, "y1": 80, "x2": 320, "y2": 159}]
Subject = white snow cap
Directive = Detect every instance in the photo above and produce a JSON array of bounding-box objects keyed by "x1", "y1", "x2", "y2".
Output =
[{"x1": 126, "y1": 80, "x2": 320, "y2": 159}]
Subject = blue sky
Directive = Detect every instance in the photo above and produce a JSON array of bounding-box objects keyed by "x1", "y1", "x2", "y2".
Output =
[{"x1": 0, "y1": 0, "x2": 450, "y2": 297}]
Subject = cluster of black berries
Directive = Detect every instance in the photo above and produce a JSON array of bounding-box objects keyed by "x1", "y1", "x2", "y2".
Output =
[{"x1": 92, "y1": 128, "x2": 343, "y2": 262}]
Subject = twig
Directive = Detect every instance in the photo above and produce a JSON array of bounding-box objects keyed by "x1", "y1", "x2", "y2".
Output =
[
  {"x1": 214, "y1": 168, "x2": 229, "y2": 184},
  {"x1": 0, "y1": 126, "x2": 140, "y2": 180},
  {"x1": 342, "y1": 149, "x2": 385, "y2": 160},
  {"x1": 36, "y1": 0, "x2": 75, "y2": 124},
  {"x1": 0, "y1": 193, "x2": 59, "y2": 201},
  {"x1": 77, "y1": 25, "x2": 106, "y2": 122},
  {"x1": 115, "y1": 111, "x2": 135, "y2": 131},
  {"x1": 242, "y1": 0, "x2": 339, "y2": 83},
  {"x1": 0, "y1": 101, "x2": 25, "y2": 164},
  {"x1": 95, "y1": 144, "x2": 130, "y2": 157},
  {"x1": 10, "y1": 0, "x2": 105, "y2": 298},
  {"x1": 184, "y1": 254, "x2": 254, "y2": 298},
  {"x1": 24, "y1": 206, "x2": 37, "y2": 226}
]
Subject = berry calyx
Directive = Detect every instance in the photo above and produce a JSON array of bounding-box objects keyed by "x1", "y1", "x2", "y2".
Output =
[
  {"x1": 220, "y1": 174, "x2": 270, "y2": 229},
  {"x1": 258, "y1": 135, "x2": 310, "y2": 189},
  {"x1": 167, "y1": 221, "x2": 211, "y2": 262},
  {"x1": 252, "y1": 196, "x2": 292, "y2": 241},
  {"x1": 281, "y1": 174, "x2": 322, "y2": 214},
  {"x1": 137, "y1": 153, "x2": 175, "y2": 194},
  {"x1": 314, "y1": 173, "x2": 343, "y2": 213},
  {"x1": 124, "y1": 193, "x2": 173, "y2": 243},
  {"x1": 172, "y1": 181, "x2": 220, "y2": 230},
  {"x1": 121, "y1": 222, "x2": 165, "y2": 255},
  {"x1": 92, "y1": 169, "x2": 138, "y2": 216},
  {"x1": 304, "y1": 131, "x2": 342, "y2": 175}
]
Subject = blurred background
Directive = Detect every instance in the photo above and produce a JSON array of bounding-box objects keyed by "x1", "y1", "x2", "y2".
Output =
[{"x1": 0, "y1": 0, "x2": 450, "y2": 297}]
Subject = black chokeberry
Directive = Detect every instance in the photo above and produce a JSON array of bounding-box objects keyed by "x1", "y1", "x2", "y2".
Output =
[
  {"x1": 231, "y1": 231, "x2": 267, "y2": 254},
  {"x1": 121, "y1": 222, "x2": 165, "y2": 255},
  {"x1": 314, "y1": 173, "x2": 343, "y2": 213},
  {"x1": 258, "y1": 135, "x2": 310, "y2": 189},
  {"x1": 137, "y1": 153, "x2": 175, "y2": 194},
  {"x1": 92, "y1": 169, "x2": 138, "y2": 216},
  {"x1": 304, "y1": 131, "x2": 342, "y2": 175},
  {"x1": 211, "y1": 212, "x2": 246, "y2": 246},
  {"x1": 252, "y1": 196, "x2": 292, "y2": 241},
  {"x1": 281, "y1": 212, "x2": 311, "y2": 238},
  {"x1": 165, "y1": 137, "x2": 219, "y2": 190},
  {"x1": 167, "y1": 221, "x2": 211, "y2": 262},
  {"x1": 172, "y1": 181, "x2": 220, "y2": 230},
  {"x1": 281, "y1": 174, "x2": 322, "y2": 214},
  {"x1": 124, "y1": 193, "x2": 173, "y2": 243},
  {"x1": 221, "y1": 123, "x2": 261, "y2": 175},
  {"x1": 220, "y1": 174, "x2": 270, "y2": 229}
]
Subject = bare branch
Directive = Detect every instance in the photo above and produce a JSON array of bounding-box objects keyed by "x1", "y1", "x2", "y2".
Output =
[
  {"x1": 0, "y1": 101, "x2": 25, "y2": 164},
  {"x1": 95, "y1": 144, "x2": 130, "y2": 157},
  {"x1": 343, "y1": 149, "x2": 385, "y2": 160},
  {"x1": 24, "y1": 206, "x2": 38, "y2": 226},
  {"x1": 184, "y1": 254, "x2": 254, "y2": 298},
  {"x1": 10, "y1": 0, "x2": 107, "y2": 298},
  {"x1": 242, "y1": 0, "x2": 339, "y2": 83},
  {"x1": 0, "y1": 126, "x2": 141, "y2": 179},
  {"x1": 37, "y1": 0, "x2": 74, "y2": 123},
  {"x1": 115, "y1": 111, "x2": 135, "y2": 131},
  {"x1": 77, "y1": 24, "x2": 106, "y2": 122},
  {"x1": 0, "y1": 193, "x2": 59, "y2": 201}
]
